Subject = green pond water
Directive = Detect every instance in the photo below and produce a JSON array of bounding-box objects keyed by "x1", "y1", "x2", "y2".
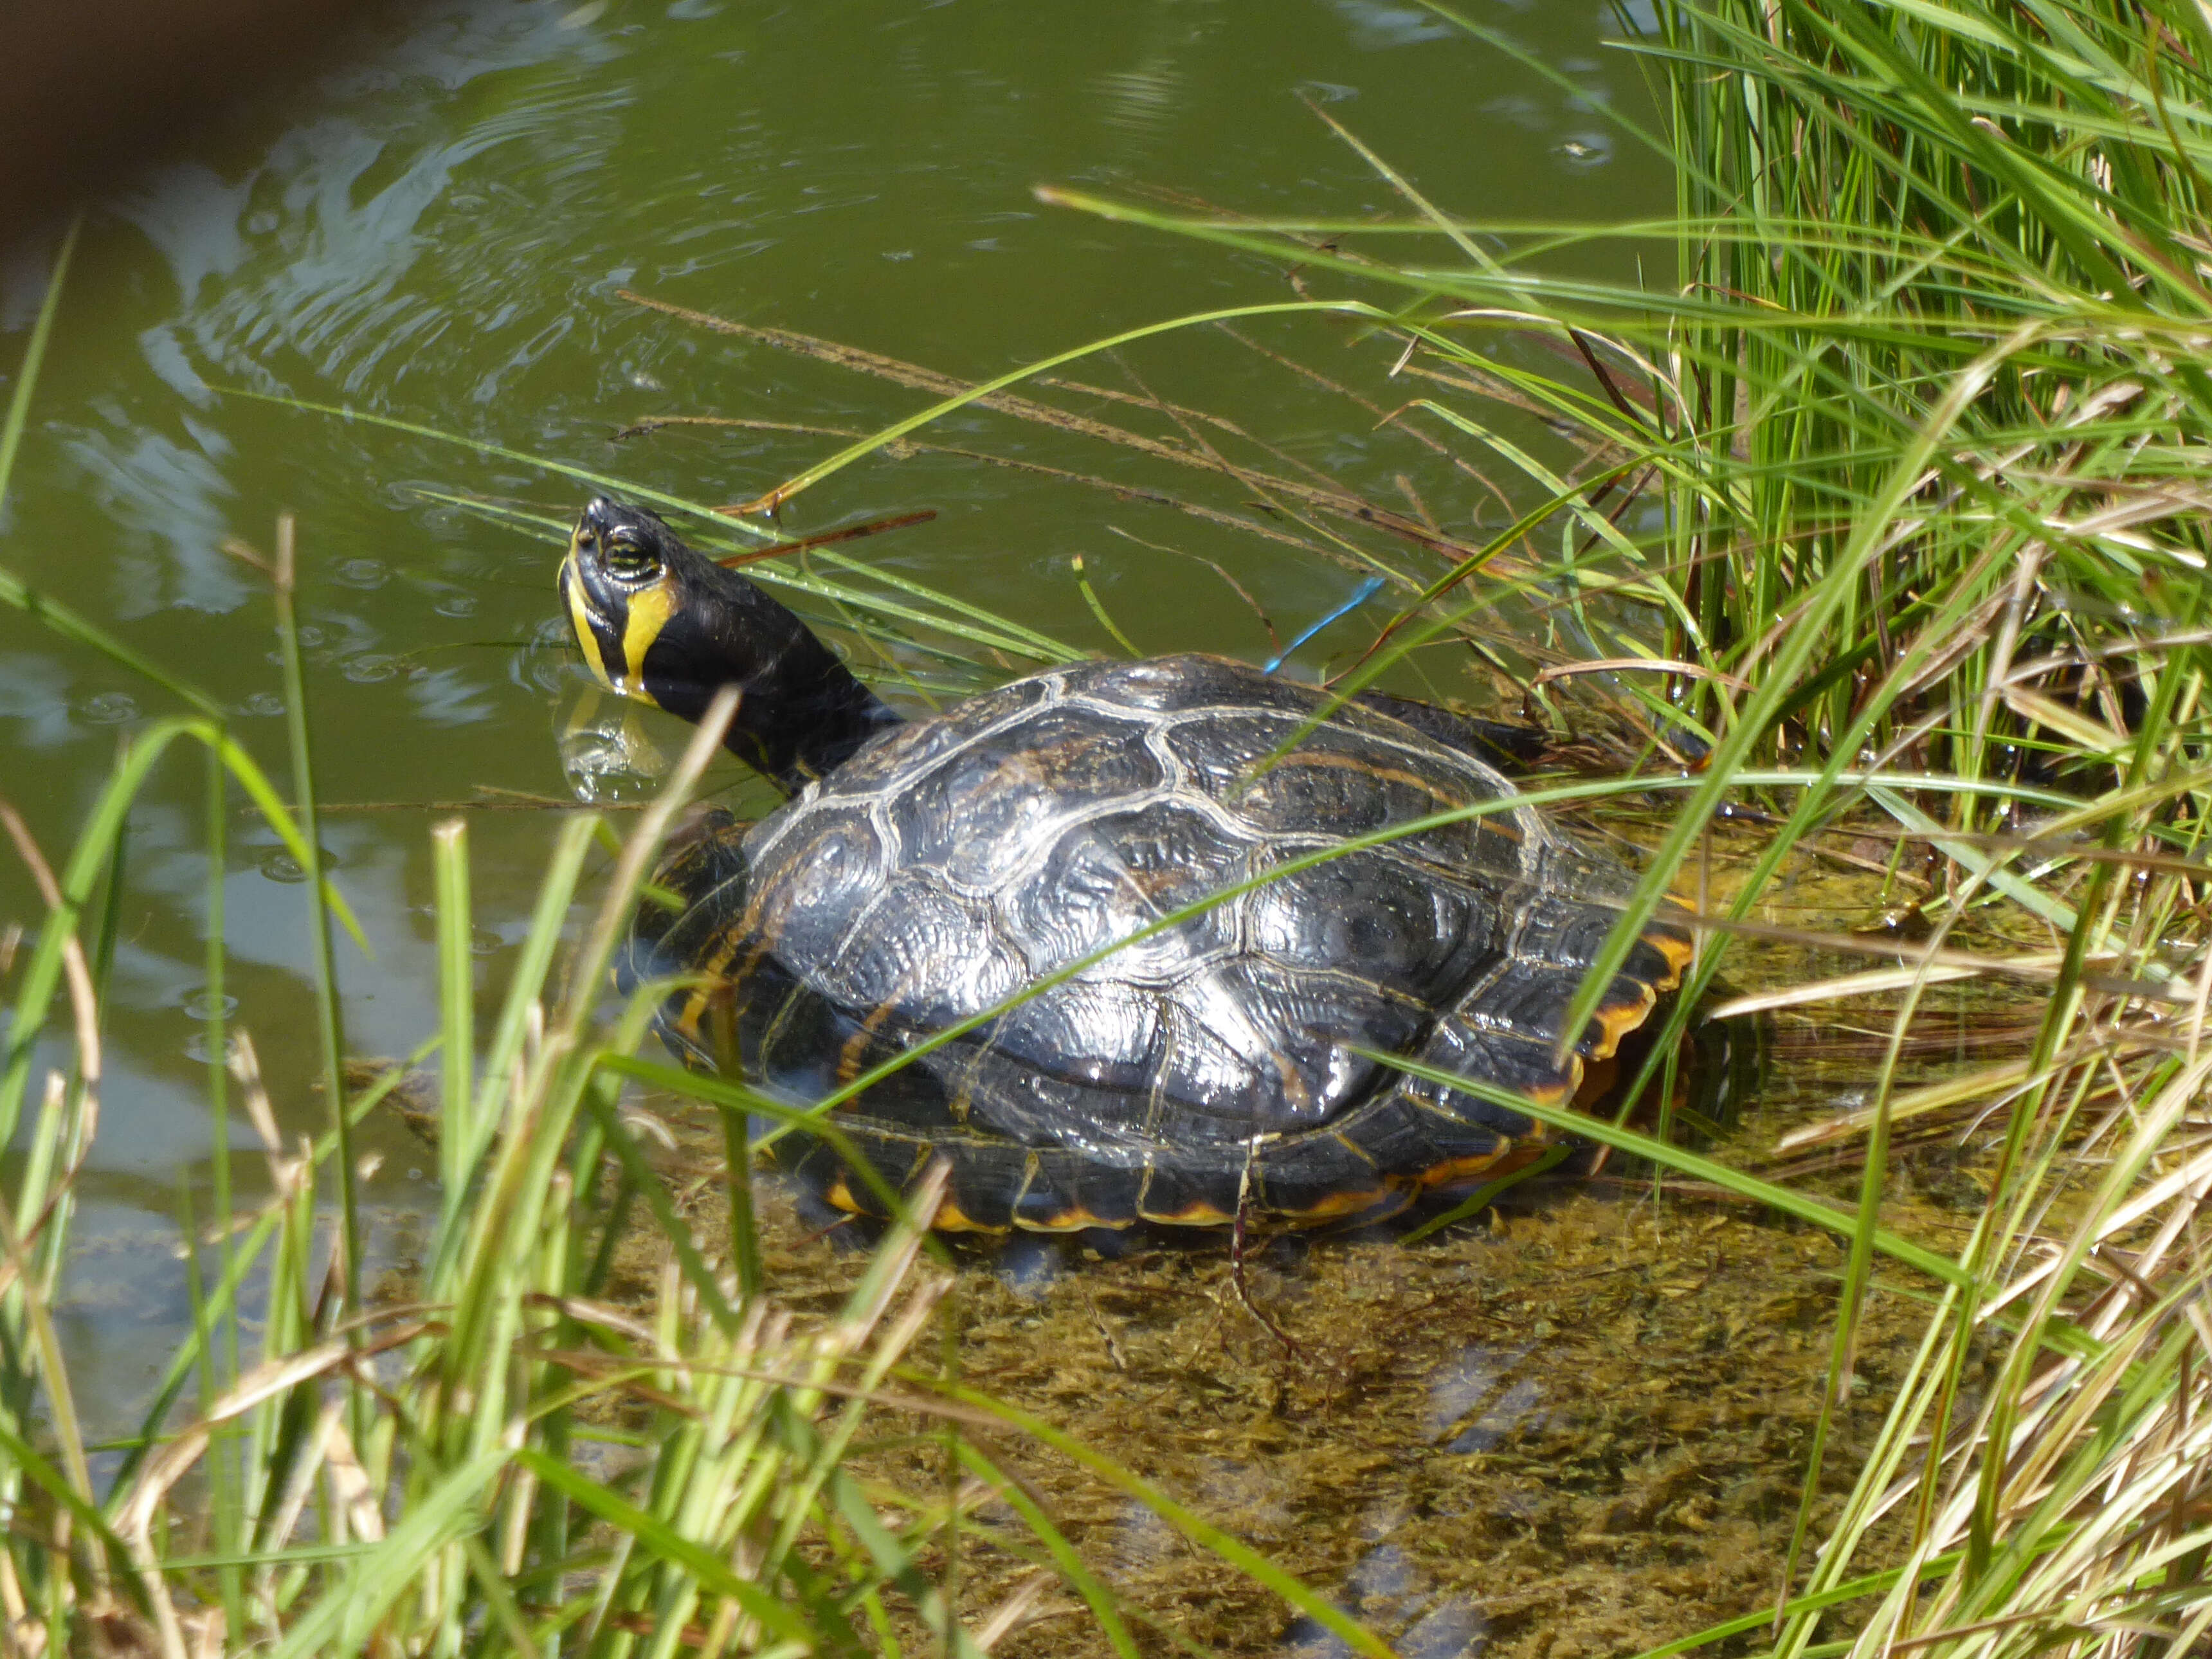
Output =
[{"x1": 2, "y1": 6, "x2": 1975, "y2": 1654}]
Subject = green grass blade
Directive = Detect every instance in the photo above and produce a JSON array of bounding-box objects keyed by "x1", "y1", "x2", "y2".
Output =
[
  {"x1": 432, "y1": 819, "x2": 475, "y2": 1225},
  {"x1": 1357, "y1": 1047, "x2": 1970, "y2": 1287},
  {"x1": 513, "y1": 1447, "x2": 823, "y2": 1647},
  {"x1": 265, "y1": 517, "x2": 361, "y2": 1332},
  {"x1": 0, "y1": 216, "x2": 75, "y2": 511}
]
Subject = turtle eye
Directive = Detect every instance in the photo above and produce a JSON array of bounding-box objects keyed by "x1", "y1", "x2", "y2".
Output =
[{"x1": 601, "y1": 531, "x2": 661, "y2": 583}]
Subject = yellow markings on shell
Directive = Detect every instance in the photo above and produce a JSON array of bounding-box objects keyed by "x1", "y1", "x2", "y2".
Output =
[
  {"x1": 1279, "y1": 1184, "x2": 1394, "y2": 1220},
  {"x1": 1136, "y1": 1194, "x2": 1235, "y2": 1227},
  {"x1": 563, "y1": 556, "x2": 614, "y2": 690},
  {"x1": 1585, "y1": 983, "x2": 1658, "y2": 1062},
  {"x1": 1022, "y1": 1204, "x2": 1118, "y2": 1233},
  {"x1": 1416, "y1": 1147, "x2": 1510, "y2": 1189},
  {"x1": 619, "y1": 580, "x2": 676, "y2": 701},
  {"x1": 1645, "y1": 920, "x2": 1696, "y2": 989},
  {"x1": 929, "y1": 1194, "x2": 1000, "y2": 1233},
  {"x1": 1521, "y1": 1075, "x2": 1575, "y2": 1109},
  {"x1": 826, "y1": 1161, "x2": 1015, "y2": 1232}
]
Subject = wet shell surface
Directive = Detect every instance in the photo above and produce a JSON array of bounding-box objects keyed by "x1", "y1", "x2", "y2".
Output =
[{"x1": 635, "y1": 654, "x2": 1692, "y2": 1231}]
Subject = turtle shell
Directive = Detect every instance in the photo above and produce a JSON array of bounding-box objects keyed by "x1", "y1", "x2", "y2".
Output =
[{"x1": 635, "y1": 653, "x2": 1693, "y2": 1231}]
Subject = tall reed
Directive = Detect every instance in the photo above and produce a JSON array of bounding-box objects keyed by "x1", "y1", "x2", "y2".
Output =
[{"x1": 1031, "y1": 3, "x2": 2212, "y2": 1653}]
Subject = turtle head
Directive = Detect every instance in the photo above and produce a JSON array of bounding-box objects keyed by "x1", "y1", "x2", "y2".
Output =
[
  {"x1": 559, "y1": 495, "x2": 900, "y2": 791},
  {"x1": 561, "y1": 493, "x2": 690, "y2": 703}
]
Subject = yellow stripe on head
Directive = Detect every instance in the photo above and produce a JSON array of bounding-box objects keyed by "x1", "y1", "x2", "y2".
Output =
[
  {"x1": 619, "y1": 581, "x2": 675, "y2": 701},
  {"x1": 562, "y1": 558, "x2": 615, "y2": 690}
]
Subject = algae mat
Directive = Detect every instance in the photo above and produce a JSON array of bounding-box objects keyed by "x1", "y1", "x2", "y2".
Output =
[{"x1": 574, "y1": 1103, "x2": 1971, "y2": 1659}]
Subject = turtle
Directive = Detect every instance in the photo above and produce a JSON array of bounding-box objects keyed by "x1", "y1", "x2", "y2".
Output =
[{"x1": 559, "y1": 496, "x2": 1696, "y2": 1232}]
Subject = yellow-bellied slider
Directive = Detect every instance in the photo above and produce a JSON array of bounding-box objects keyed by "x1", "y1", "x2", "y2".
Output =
[{"x1": 561, "y1": 496, "x2": 1694, "y2": 1231}]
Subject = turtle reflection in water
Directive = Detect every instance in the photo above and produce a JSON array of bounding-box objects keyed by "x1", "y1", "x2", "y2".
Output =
[{"x1": 559, "y1": 496, "x2": 1694, "y2": 1233}]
